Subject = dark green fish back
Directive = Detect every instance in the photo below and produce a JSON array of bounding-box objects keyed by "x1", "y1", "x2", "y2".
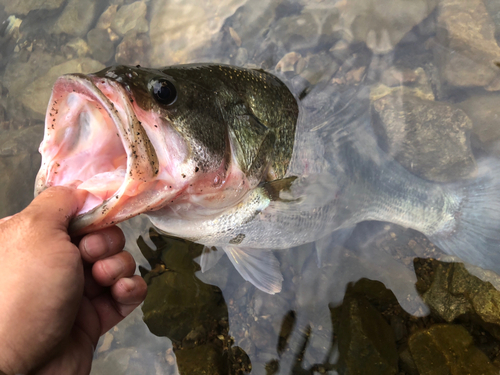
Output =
[
  {"x1": 159, "y1": 64, "x2": 298, "y2": 180},
  {"x1": 93, "y1": 63, "x2": 298, "y2": 182}
]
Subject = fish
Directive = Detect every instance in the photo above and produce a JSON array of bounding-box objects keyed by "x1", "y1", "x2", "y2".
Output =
[{"x1": 35, "y1": 63, "x2": 500, "y2": 294}]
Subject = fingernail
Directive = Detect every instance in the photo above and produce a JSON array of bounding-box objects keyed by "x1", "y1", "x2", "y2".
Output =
[{"x1": 83, "y1": 233, "x2": 109, "y2": 259}]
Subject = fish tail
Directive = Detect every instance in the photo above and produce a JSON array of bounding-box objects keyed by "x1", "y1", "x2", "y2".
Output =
[{"x1": 429, "y1": 159, "x2": 500, "y2": 272}]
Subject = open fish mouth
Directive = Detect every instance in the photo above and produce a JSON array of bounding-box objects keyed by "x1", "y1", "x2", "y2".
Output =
[{"x1": 35, "y1": 74, "x2": 163, "y2": 235}]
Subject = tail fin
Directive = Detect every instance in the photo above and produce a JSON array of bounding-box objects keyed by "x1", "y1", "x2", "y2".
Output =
[{"x1": 429, "y1": 159, "x2": 500, "y2": 273}]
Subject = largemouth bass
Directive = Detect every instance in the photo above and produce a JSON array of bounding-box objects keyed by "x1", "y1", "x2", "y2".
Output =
[{"x1": 35, "y1": 64, "x2": 500, "y2": 294}]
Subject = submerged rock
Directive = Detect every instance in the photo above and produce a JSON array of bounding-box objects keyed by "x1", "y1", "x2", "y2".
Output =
[
  {"x1": 418, "y1": 262, "x2": 471, "y2": 322},
  {"x1": 214, "y1": 0, "x2": 280, "y2": 63},
  {"x1": 456, "y1": 92, "x2": 500, "y2": 153},
  {"x1": 175, "y1": 345, "x2": 227, "y2": 375},
  {"x1": 398, "y1": 346, "x2": 419, "y2": 375},
  {"x1": 62, "y1": 38, "x2": 90, "y2": 59},
  {"x1": 50, "y1": 0, "x2": 100, "y2": 37},
  {"x1": 2, "y1": 15, "x2": 22, "y2": 42},
  {"x1": 416, "y1": 259, "x2": 500, "y2": 340},
  {"x1": 0, "y1": 125, "x2": 43, "y2": 217},
  {"x1": 332, "y1": 282, "x2": 399, "y2": 375},
  {"x1": 95, "y1": 4, "x2": 119, "y2": 30},
  {"x1": 2, "y1": 49, "x2": 65, "y2": 101},
  {"x1": 483, "y1": 0, "x2": 500, "y2": 43},
  {"x1": 299, "y1": 51, "x2": 339, "y2": 85},
  {"x1": 149, "y1": 0, "x2": 246, "y2": 65},
  {"x1": 140, "y1": 236, "x2": 226, "y2": 342},
  {"x1": 434, "y1": 0, "x2": 500, "y2": 90},
  {"x1": 19, "y1": 58, "x2": 105, "y2": 116},
  {"x1": 111, "y1": 1, "x2": 148, "y2": 37},
  {"x1": 408, "y1": 324, "x2": 498, "y2": 374},
  {"x1": 139, "y1": 232, "x2": 253, "y2": 374},
  {"x1": 335, "y1": 0, "x2": 438, "y2": 53},
  {"x1": 371, "y1": 92, "x2": 476, "y2": 182},
  {"x1": 270, "y1": 7, "x2": 340, "y2": 52},
  {"x1": 87, "y1": 28, "x2": 115, "y2": 63},
  {"x1": 0, "y1": 0, "x2": 65, "y2": 16},
  {"x1": 0, "y1": 103, "x2": 5, "y2": 124},
  {"x1": 329, "y1": 273, "x2": 500, "y2": 373},
  {"x1": 115, "y1": 31, "x2": 150, "y2": 66},
  {"x1": 0, "y1": 96, "x2": 32, "y2": 131},
  {"x1": 371, "y1": 68, "x2": 435, "y2": 102}
]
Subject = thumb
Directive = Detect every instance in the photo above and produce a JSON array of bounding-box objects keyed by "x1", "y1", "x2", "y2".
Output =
[
  {"x1": 0, "y1": 216, "x2": 13, "y2": 225},
  {"x1": 20, "y1": 186, "x2": 88, "y2": 231}
]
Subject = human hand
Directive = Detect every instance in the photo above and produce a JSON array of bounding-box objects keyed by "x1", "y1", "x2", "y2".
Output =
[{"x1": 0, "y1": 186, "x2": 147, "y2": 374}]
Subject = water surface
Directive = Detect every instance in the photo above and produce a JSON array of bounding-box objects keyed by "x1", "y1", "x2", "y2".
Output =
[{"x1": 2, "y1": 0, "x2": 500, "y2": 373}]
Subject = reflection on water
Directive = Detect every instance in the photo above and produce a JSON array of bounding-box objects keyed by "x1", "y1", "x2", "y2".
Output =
[{"x1": 2, "y1": 0, "x2": 500, "y2": 373}]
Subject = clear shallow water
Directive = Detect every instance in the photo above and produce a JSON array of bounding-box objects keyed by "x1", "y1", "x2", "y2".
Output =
[{"x1": 2, "y1": 0, "x2": 500, "y2": 373}]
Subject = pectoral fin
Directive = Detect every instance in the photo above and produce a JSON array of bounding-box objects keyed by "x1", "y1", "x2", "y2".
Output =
[
  {"x1": 261, "y1": 176, "x2": 298, "y2": 201},
  {"x1": 198, "y1": 245, "x2": 225, "y2": 272},
  {"x1": 223, "y1": 246, "x2": 283, "y2": 294}
]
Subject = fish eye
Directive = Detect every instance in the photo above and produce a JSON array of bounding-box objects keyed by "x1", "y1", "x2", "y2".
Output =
[{"x1": 152, "y1": 79, "x2": 177, "y2": 105}]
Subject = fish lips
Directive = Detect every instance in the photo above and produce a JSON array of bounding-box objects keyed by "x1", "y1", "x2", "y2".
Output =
[{"x1": 35, "y1": 73, "x2": 164, "y2": 235}]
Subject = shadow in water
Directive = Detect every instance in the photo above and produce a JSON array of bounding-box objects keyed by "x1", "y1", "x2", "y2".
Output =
[
  {"x1": 266, "y1": 270, "x2": 500, "y2": 374},
  {"x1": 139, "y1": 229, "x2": 251, "y2": 375},
  {"x1": 138, "y1": 227, "x2": 500, "y2": 374},
  {"x1": 265, "y1": 310, "x2": 337, "y2": 375}
]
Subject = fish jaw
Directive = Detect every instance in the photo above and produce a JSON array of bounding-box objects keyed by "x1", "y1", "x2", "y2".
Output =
[{"x1": 35, "y1": 74, "x2": 183, "y2": 235}]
